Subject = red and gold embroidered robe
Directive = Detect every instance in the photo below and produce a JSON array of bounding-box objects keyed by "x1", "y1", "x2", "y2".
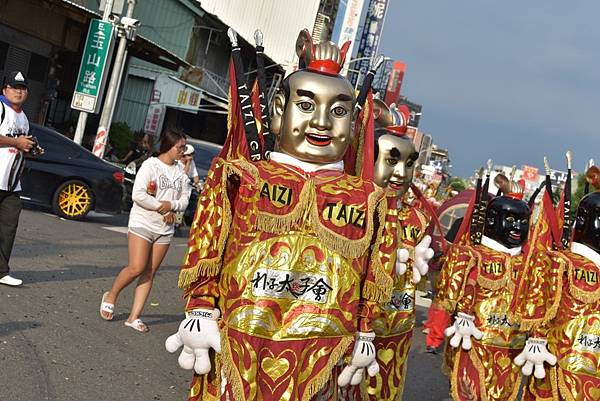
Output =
[{"x1": 179, "y1": 158, "x2": 396, "y2": 401}]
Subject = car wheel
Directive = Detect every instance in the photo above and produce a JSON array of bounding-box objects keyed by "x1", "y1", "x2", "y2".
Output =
[{"x1": 52, "y1": 180, "x2": 94, "y2": 220}]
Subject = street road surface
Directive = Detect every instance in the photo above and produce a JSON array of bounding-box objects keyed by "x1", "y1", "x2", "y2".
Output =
[{"x1": 0, "y1": 208, "x2": 449, "y2": 401}]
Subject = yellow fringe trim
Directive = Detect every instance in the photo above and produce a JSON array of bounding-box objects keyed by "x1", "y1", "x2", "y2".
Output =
[
  {"x1": 256, "y1": 180, "x2": 315, "y2": 233},
  {"x1": 557, "y1": 368, "x2": 578, "y2": 401},
  {"x1": 354, "y1": 97, "x2": 370, "y2": 176},
  {"x1": 304, "y1": 336, "x2": 354, "y2": 401},
  {"x1": 310, "y1": 186, "x2": 384, "y2": 260},
  {"x1": 178, "y1": 160, "x2": 239, "y2": 289},
  {"x1": 363, "y1": 198, "x2": 394, "y2": 303},
  {"x1": 567, "y1": 256, "x2": 600, "y2": 304},
  {"x1": 220, "y1": 326, "x2": 246, "y2": 401}
]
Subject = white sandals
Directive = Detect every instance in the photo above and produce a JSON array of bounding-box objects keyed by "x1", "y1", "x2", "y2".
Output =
[
  {"x1": 100, "y1": 291, "x2": 114, "y2": 321},
  {"x1": 124, "y1": 319, "x2": 149, "y2": 333}
]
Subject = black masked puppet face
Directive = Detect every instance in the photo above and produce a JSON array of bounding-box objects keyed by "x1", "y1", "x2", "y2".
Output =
[
  {"x1": 271, "y1": 70, "x2": 355, "y2": 164},
  {"x1": 573, "y1": 192, "x2": 600, "y2": 253},
  {"x1": 484, "y1": 196, "x2": 531, "y2": 248},
  {"x1": 373, "y1": 133, "x2": 419, "y2": 196}
]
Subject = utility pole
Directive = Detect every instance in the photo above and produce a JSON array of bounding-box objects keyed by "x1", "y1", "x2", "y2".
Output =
[
  {"x1": 73, "y1": 0, "x2": 114, "y2": 145},
  {"x1": 92, "y1": 0, "x2": 137, "y2": 158}
]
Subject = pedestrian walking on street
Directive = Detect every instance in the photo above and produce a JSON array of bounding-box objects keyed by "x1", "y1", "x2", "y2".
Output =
[
  {"x1": 100, "y1": 129, "x2": 190, "y2": 332},
  {"x1": 180, "y1": 144, "x2": 200, "y2": 188},
  {"x1": 0, "y1": 71, "x2": 40, "y2": 287}
]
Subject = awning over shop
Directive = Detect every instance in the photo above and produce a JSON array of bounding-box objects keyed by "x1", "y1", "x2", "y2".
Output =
[
  {"x1": 58, "y1": 0, "x2": 190, "y2": 71},
  {"x1": 152, "y1": 74, "x2": 227, "y2": 114}
]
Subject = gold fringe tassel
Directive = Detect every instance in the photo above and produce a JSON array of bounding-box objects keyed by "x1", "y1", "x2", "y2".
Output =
[
  {"x1": 178, "y1": 160, "x2": 238, "y2": 289},
  {"x1": 220, "y1": 327, "x2": 246, "y2": 401},
  {"x1": 310, "y1": 187, "x2": 383, "y2": 260},
  {"x1": 256, "y1": 180, "x2": 315, "y2": 233},
  {"x1": 304, "y1": 336, "x2": 354, "y2": 401}
]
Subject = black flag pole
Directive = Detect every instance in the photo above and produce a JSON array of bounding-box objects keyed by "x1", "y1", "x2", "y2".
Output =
[
  {"x1": 253, "y1": 29, "x2": 274, "y2": 158},
  {"x1": 543, "y1": 156, "x2": 554, "y2": 204},
  {"x1": 354, "y1": 55, "x2": 386, "y2": 117},
  {"x1": 469, "y1": 167, "x2": 484, "y2": 244},
  {"x1": 227, "y1": 28, "x2": 263, "y2": 162},
  {"x1": 561, "y1": 151, "x2": 573, "y2": 249},
  {"x1": 472, "y1": 160, "x2": 493, "y2": 245}
]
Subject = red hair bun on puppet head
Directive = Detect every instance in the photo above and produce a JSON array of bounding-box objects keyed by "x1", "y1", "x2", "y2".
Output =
[{"x1": 295, "y1": 29, "x2": 350, "y2": 76}]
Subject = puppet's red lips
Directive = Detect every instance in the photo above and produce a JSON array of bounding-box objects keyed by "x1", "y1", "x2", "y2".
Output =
[
  {"x1": 305, "y1": 132, "x2": 332, "y2": 146},
  {"x1": 388, "y1": 180, "x2": 405, "y2": 190},
  {"x1": 508, "y1": 231, "x2": 521, "y2": 240}
]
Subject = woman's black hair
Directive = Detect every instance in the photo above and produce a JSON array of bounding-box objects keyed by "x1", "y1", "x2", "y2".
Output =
[{"x1": 157, "y1": 128, "x2": 186, "y2": 156}]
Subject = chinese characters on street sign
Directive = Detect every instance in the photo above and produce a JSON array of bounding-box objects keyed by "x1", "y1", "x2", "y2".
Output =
[{"x1": 71, "y1": 19, "x2": 115, "y2": 113}]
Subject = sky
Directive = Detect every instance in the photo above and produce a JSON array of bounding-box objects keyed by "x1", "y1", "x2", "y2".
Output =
[{"x1": 338, "y1": 0, "x2": 600, "y2": 177}]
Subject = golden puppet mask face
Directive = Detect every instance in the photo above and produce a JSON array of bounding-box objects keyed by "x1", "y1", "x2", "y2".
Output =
[
  {"x1": 373, "y1": 134, "x2": 419, "y2": 196},
  {"x1": 271, "y1": 70, "x2": 355, "y2": 164}
]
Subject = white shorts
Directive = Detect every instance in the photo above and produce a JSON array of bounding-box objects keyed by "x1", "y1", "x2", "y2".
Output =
[{"x1": 128, "y1": 227, "x2": 172, "y2": 245}]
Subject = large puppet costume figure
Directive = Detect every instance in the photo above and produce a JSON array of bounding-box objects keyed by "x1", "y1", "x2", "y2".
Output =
[
  {"x1": 517, "y1": 158, "x2": 600, "y2": 401},
  {"x1": 428, "y1": 167, "x2": 534, "y2": 401},
  {"x1": 165, "y1": 30, "x2": 396, "y2": 401},
  {"x1": 340, "y1": 101, "x2": 437, "y2": 401}
]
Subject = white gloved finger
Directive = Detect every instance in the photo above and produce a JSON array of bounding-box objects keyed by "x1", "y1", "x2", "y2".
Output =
[
  {"x1": 193, "y1": 348, "x2": 211, "y2": 375},
  {"x1": 521, "y1": 360, "x2": 534, "y2": 377},
  {"x1": 533, "y1": 363, "x2": 546, "y2": 379},
  {"x1": 472, "y1": 327, "x2": 483, "y2": 340},
  {"x1": 461, "y1": 335, "x2": 472, "y2": 351},
  {"x1": 338, "y1": 365, "x2": 358, "y2": 387},
  {"x1": 449, "y1": 332, "x2": 462, "y2": 349},
  {"x1": 178, "y1": 345, "x2": 196, "y2": 370},
  {"x1": 366, "y1": 360, "x2": 380, "y2": 377},
  {"x1": 397, "y1": 248, "x2": 409, "y2": 263},
  {"x1": 350, "y1": 367, "x2": 365, "y2": 386},
  {"x1": 444, "y1": 325, "x2": 456, "y2": 338},
  {"x1": 513, "y1": 352, "x2": 526, "y2": 367},
  {"x1": 419, "y1": 235, "x2": 432, "y2": 248},
  {"x1": 424, "y1": 248, "x2": 435, "y2": 261},
  {"x1": 396, "y1": 262, "x2": 407, "y2": 276},
  {"x1": 412, "y1": 268, "x2": 422, "y2": 284},
  {"x1": 165, "y1": 333, "x2": 183, "y2": 353},
  {"x1": 415, "y1": 259, "x2": 429, "y2": 275},
  {"x1": 545, "y1": 353, "x2": 557, "y2": 366}
]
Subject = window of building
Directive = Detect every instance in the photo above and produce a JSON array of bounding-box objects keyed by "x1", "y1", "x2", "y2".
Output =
[
  {"x1": 28, "y1": 53, "x2": 49, "y2": 82},
  {"x1": 0, "y1": 41, "x2": 9, "y2": 74}
]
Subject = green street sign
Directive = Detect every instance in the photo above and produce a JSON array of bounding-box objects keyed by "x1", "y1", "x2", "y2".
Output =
[{"x1": 71, "y1": 19, "x2": 115, "y2": 113}]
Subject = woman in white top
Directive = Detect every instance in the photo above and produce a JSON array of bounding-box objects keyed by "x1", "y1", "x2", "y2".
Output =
[{"x1": 100, "y1": 129, "x2": 191, "y2": 332}]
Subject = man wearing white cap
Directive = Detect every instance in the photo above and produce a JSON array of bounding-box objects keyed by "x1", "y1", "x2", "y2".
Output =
[
  {"x1": 180, "y1": 144, "x2": 200, "y2": 188},
  {"x1": 0, "y1": 71, "x2": 34, "y2": 286}
]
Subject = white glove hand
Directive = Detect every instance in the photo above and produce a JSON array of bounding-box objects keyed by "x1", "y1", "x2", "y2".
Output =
[
  {"x1": 514, "y1": 338, "x2": 557, "y2": 379},
  {"x1": 165, "y1": 308, "x2": 221, "y2": 375},
  {"x1": 444, "y1": 312, "x2": 483, "y2": 350},
  {"x1": 396, "y1": 248, "x2": 410, "y2": 276},
  {"x1": 338, "y1": 332, "x2": 379, "y2": 387},
  {"x1": 413, "y1": 235, "x2": 434, "y2": 284}
]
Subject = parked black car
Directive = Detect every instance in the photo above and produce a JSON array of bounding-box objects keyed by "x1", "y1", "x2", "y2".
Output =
[{"x1": 19, "y1": 124, "x2": 124, "y2": 220}]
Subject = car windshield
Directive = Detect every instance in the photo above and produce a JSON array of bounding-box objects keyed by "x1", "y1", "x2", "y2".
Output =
[{"x1": 191, "y1": 143, "x2": 221, "y2": 172}]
